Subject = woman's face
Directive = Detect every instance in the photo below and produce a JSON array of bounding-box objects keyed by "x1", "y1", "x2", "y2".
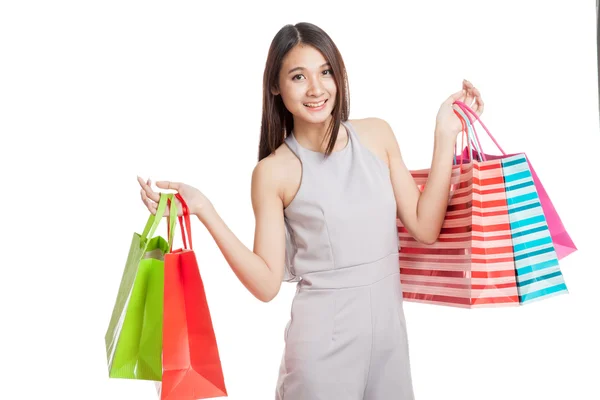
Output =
[{"x1": 274, "y1": 44, "x2": 337, "y2": 126}]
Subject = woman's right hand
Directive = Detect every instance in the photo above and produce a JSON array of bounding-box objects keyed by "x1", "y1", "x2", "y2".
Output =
[{"x1": 137, "y1": 176, "x2": 215, "y2": 221}]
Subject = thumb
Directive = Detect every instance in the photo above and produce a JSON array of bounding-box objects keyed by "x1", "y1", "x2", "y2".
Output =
[{"x1": 155, "y1": 181, "x2": 181, "y2": 191}]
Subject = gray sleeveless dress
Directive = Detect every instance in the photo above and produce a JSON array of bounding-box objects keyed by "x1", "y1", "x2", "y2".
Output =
[{"x1": 275, "y1": 120, "x2": 415, "y2": 399}]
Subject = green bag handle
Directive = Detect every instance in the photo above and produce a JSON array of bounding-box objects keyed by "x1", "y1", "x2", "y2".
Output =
[{"x1": 140, "y1": 193, "x2": 177, "y2": 248}]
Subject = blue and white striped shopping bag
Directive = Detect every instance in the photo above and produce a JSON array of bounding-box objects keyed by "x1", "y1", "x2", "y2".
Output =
[{"x1": 501, "y1": 154, "x2": 568, "y2": 304}]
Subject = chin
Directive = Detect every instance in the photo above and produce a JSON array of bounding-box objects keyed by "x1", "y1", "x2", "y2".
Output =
[{"x1": 305, "y1": 113, "x2": 331, "y2": 124}]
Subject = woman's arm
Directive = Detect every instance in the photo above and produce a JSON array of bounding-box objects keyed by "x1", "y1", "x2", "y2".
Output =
[
  {"x1": 384, "y1": 119, "x2": 456, "y2": 244},
  {"x1": 380, "y1": 80, "x2": 483, "y2": 244},
  {"x1": 199, "y1": 157, "x2": 287, "y2": 302},
  {"x1": 138, "y1": 155, "x2": 288, "y2": 303}
]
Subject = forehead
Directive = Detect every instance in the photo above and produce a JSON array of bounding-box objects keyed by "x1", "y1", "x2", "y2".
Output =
[{"x1": 282, "y1": 44, "x2": 328, "y2": 71}]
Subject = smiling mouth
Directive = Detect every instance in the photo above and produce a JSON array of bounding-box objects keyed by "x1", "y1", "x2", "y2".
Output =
[{"x1": 303, "y1": 99, "x2": 328, "y2": 108}]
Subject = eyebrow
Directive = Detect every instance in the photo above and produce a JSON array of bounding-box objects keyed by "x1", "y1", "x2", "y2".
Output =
[{"x1": 287, "y1": 62, "x2": 331, "y2": 75}]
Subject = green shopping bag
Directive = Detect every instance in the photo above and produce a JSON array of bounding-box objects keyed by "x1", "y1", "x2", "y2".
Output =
[{"x1": 105, "y1": 193, "x2": 178, "y2": 381}]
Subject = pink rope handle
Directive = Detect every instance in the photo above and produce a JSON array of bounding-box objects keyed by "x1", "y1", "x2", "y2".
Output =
[
  {"x1": 453, "y1": 109, "x2": 472, "y2": 169},
  {"x1": 453, "y1": 100, "x2": 507, "y2": 158},
  {"x1": 453, "y1": 101, "x2": 486, "y2": 161},
  {"x1": 453, "y1": 103, "x2": 486, "y2": 161}
]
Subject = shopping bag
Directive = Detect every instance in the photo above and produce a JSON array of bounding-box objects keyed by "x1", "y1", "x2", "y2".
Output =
[
  {"x1": 160, "y1": 194, "x2": 228, "y2": 399},
  {"x1": 105, "y1": 193, "x2": 177, "y2": 380},
  {"x1": 398, "y1": 123, "x2": 521, "y2": 308},
  {"x1": 454, "y1": 102, "x2": 569, "y2": 303},
  {"x1": 454, "y1": 100, "x2": 577, "y2": 260}
]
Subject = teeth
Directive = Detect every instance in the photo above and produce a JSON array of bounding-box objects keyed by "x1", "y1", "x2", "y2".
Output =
[{"x1": 304, "y1": 100, "x2": 326, "y2": 108}]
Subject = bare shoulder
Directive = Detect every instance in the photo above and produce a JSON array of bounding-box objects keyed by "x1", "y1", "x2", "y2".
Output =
[
  {"x1": 349, "y1": 117, "x2": 395, "y2": 142},
  {"x1": 251, "y1": 141, "x2": 300, "y2": 209},
  {"x1": 252, "y1": 143, "x2": 289, "y2": 192},
  {"x1": 347, "y1": 117, "x2": 397, "y2": 167},
  {"x1": 349, "y1": 116, "x2": 392, "y2": 130}
]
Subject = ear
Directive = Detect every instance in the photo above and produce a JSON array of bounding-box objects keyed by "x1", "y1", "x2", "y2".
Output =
[{"x1": 271, "y1": 85, "x2": 280, "y2": 96}]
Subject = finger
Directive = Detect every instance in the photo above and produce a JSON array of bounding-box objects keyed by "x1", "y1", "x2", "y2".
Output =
[
  {"x1": 148, "y1": 201, "x2": 158, "y2": 215},
  {"x1": 474, "y1": 88, "x2": 484, "y2": 115},
  {"x1": 137, "y1": 175, "x2": 146, "y2": 188},
  {"x1": 462, "y1": 80, "x2": 471, "y2": 98},
  {"x1": 145, "y1": 178, "x2": 162, "y2": 201},
  {"x1": 145, "y1": 178, "x2": 156, "y2": 200},
  {"x1": 466, "y1": 90, "x2": 474, "y2": 108},
  {"x1": 447, "y1": 89, "x2": 466, "y2": 105},
  {"x1": 140, "y1": 188, "x2": 155, "y2": 212},
  {"x1": 463, "y1": 80, "x2": 476, "y2": 107},
  {"x1": 463, "y1": 79, "x2": 475, "y2": 92},
  {"x1": 139, "y1": 177, "x2": 160, "y2": 202},
  {"x1": 466, "y1": 86, "x2": 481, "y2": 112},
  {"x1": 141, "y1": 187, "x2": 152, "y2": 204},
  {"x1": 470, "y1": 88, "x2": 480, "y2": 114},
  {"x1": 156, "y1": 181, "x2": 181, "y2": 191}
]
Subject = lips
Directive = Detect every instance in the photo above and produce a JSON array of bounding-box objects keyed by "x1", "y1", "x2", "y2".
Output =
[{"x1": 303, "y1": 99, "x2": 328, "y2": 108}]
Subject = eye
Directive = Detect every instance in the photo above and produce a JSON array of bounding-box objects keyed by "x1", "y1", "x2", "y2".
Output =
[
  {"x1": 292, "y1": 74, "x2": 305, "y2": 81},
  {"x1": 323, "y1": 69, "x2": 333, "y2": 76}
]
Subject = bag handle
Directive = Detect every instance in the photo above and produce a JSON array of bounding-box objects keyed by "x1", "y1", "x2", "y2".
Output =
[
  {"x1": 453, "y1": 106, "x2": 484, "y2": 161},
  {"x1": 140, "y1": 193, "x2": 172, "y2": 246},
  {"x1": 452, "y1": 106, "x2": 484, "y2": 167},
  {"x1": 166, "y1": 193, "x2": 193, "y2": 251},
  {"x1": 456, "y1": 109, "x2": 471, "y2": 165},
  {"x1": 454, "y1": 101, "x2": 487, "y2": 160},
  {"x1": 453, "y1": 100, "x2": 507, "y2": 158},
  {"x1": 176, "y1": 193, "x2": 193, "y2": 250},
  {"x1": 166, "y1": 195, "x2": 178, "y2": 250},
  {"x1": 456, "y1": 110, "x2": 470, "y2": 166}
]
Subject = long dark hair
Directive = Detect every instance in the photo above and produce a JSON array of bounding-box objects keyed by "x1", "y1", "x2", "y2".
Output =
[{"x1": 258, "y1": 22, "x2": 350, "y2": 161}]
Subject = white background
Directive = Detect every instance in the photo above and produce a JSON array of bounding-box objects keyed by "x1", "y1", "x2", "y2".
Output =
[{"x1": 1, "y1": 1, "x2": 598, "y2": 399}]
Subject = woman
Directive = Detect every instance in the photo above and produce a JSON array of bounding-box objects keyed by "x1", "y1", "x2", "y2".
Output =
[{"x1": 138, "y1": 22, "x2": 483, "y2": 400}]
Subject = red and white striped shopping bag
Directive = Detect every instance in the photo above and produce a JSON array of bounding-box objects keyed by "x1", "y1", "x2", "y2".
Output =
[{"x1": 397, "y1": 160, "x2": 520, "y2": 308}]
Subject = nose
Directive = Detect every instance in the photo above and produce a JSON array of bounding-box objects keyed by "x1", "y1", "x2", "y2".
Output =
[{"x1": 306, "y1": 75, "x2": 325, "y2": 97}]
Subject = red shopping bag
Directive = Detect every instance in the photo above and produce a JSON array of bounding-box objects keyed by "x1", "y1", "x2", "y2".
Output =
[
  {"x1": 398, "y1": 121, "x2": 520, "y2": 308},
  {"x1": 453, "y1": 100, "x2": 577, "y2": 260},
  {"x1": 161, "y1": 194, "x2": 228, "y2": 400}
]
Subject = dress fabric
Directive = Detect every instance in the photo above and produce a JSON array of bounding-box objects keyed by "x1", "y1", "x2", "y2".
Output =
[{"x1": 275, "y1": 120, "x2": 415, "y2": 400}]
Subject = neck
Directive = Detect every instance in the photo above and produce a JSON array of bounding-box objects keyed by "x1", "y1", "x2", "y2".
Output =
[{"x1": 292, "y1": 115, "x2": 346, "y2": 152}]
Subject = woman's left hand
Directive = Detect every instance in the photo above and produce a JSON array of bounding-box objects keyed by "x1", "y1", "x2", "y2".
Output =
[{"x1": 435, "y1": 79, "x2": 484, "y2": 140}]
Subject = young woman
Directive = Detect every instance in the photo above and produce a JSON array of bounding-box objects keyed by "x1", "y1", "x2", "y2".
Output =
[{"x1": 138, "y1": 22, "x2": 483, "y2": 400}]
